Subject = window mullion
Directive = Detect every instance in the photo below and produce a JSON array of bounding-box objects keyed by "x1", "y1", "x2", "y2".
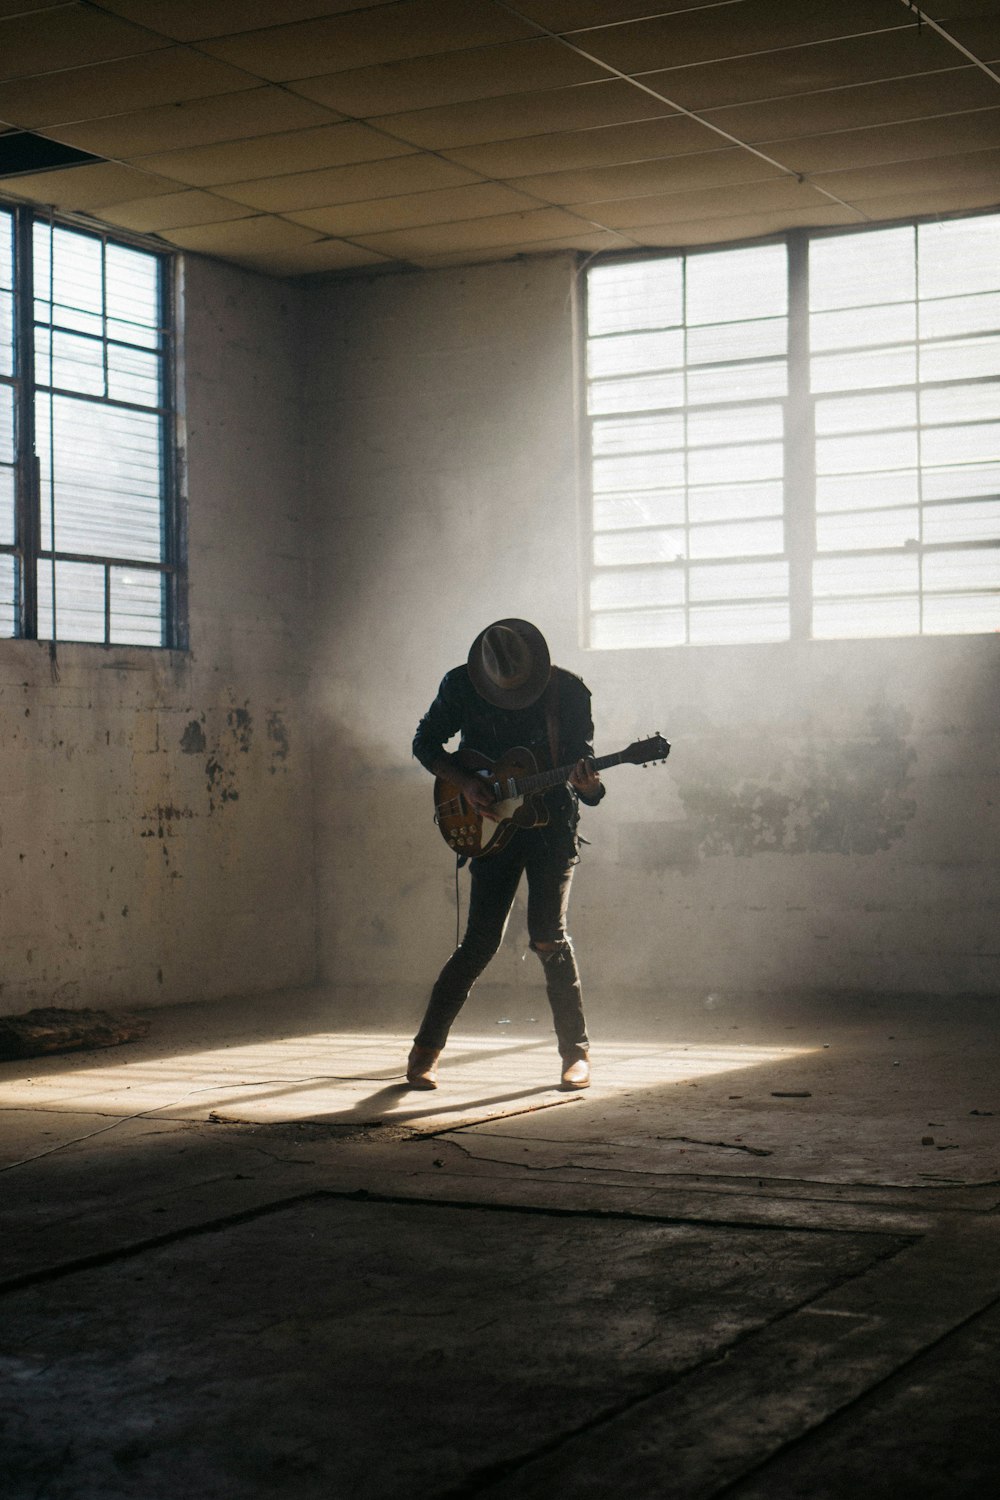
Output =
[
  {"x1": 13, "y1": 209, "x2": 38, "y2": 640},
  {"x1": 785, "y1": 230, "x2": 815, "y2": 643}
]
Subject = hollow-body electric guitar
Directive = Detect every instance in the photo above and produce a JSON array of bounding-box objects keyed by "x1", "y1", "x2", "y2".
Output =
[{"x1": 434, "y1": 735, "x2": 670, "y2": 859}]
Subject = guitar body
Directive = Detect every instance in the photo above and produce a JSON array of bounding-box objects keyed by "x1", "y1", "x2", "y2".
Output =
[
  {"x1": 431, "y1": 731, "x2": 670, "y2": 860},
  {"x1": 434, "y1": 747, "x2": 549, "y2": 859}
]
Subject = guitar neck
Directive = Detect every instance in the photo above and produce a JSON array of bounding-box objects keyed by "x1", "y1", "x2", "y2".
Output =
[{"x1": 512, "y1": 750, "x2": 628, "y2": 798}]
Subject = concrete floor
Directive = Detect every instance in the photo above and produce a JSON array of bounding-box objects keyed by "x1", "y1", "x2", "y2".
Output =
[{"x1": 2, "y1": 984, "x2": 999, "y2": 1499}]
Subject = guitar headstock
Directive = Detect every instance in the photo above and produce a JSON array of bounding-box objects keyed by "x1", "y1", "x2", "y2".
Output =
[{"x1": 622, "y1": 734, "x2": 671, "y2": 766}]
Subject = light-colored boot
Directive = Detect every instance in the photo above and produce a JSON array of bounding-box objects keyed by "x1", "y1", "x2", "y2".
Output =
[
  {"x1": 406, "y1": 1045, "x2": 440, "y2": 1089},
  {"x1": 560, "y1": 1046, "x2": 590, "y2": 1090}
]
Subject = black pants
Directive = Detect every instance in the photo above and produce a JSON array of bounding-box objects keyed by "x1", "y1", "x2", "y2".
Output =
[{"x1": 415, "y1": 826, "x2": 589, "y2": 1056}]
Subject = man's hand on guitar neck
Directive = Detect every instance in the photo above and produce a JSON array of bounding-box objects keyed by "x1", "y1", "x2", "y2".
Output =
[{"x1": 569, "y1": 757, "x2": 602, "y2": 799}]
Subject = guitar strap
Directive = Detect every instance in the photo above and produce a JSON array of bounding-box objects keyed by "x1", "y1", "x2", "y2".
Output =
[{"x1": 544, "y1": 668, "x2": 560, "y2": 770}]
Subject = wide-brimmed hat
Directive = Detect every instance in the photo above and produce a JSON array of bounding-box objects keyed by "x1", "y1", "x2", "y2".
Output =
[{"x1": 467, "y1": 619, "x2": 551, "y2": 710}]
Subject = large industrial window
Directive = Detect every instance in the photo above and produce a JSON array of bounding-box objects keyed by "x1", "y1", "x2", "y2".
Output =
[
  {"x1": 584, "y1": 211, "x2": 1000, "y2": 648},
  {"x1": 0, "y1": 205, "x2": 180, "y2": 648}
]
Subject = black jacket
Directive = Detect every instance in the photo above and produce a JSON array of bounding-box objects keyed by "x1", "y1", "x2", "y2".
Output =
[{"x1": 412, "y1": 665, "x2": 605, "y2": 825}]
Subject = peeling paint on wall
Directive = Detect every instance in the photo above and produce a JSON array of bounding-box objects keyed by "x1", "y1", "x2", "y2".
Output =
[
  {"x1": 180, "y1": 719, "x2": 206, "y2": 754},
  {"x1": 266, "y1": 711, "x2": 290, "y2": 773},
  {"x1": 674, "y1": 701, "x2": 918, "y2": 858}
]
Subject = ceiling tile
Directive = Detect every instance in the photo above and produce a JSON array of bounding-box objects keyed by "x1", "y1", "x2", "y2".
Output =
[
  {"x1": 0, "y1": 48, "x2": 253, "y2": 129},
  {"x1": 413, "y1": 232, "x2": 629, "y2": 268},
  {"x1": 631, "y1": 202, "x2": 863, "y2": 248},
  {"x1": 349, "y1": 206, "x2": 591, "y2": 257},
  {"x1": 637, "y1": 31, "x2": 962, "y2": 113},
  {"x1": 774, "y1": 108, "x2": 1000, "y2": 175},
  {"x1": 286, "y1": 181, "x2": 543, "y2": 236},
  {"x1": 47, "y1": 87, "x2": 340, "y2": 158},
  {"x1": 93, "y1": 1, "x2": 393, "y2": 43},
  {"x1": 441, "y1": 114, "x2": 730, "y2": 178},
  {"x1": 136, "y1": 122, "x2": 417, "y2": 188},
  {"x1": 573, "y1": 1, "x2": 928, "y2": 75},
  {"x1": 287, "y1": 38, "x2": 609, "y2": 117},
  {"x1": 939, "y1": 17, "x2": 1000, "y2": 59},
  {"x1": 700, "y1": 67, "x2": 1000, "y2": 142},
  {"x1": 578, "y1": 174, "x2": 834, "y2": 229},
  {"x1": 0, "y1": 2, "x2": 65, "y2": 16},
  {"x1": 251, "y1": 239, "x2": 395, "y2": 277},
  {"x1": 809, "y1": 143, "x2": 1000, "y2": 198},
  {"x1": 0, "y1": 160, "x2": 178, "y2": 210},
  {"x1": 160, "y1": 215, "x2": 323, "y2": 252},
  {"x1": 196, "y1": 0, "x2": 537, "y2": 81},
  {"x1": 89, "y1": 188, "x2": 257, "y2": 232},
  {"x1": 847, "y1": 184, "x2": 1000, "y2": 221},
  {"x1": 505, "y1": 148, "x2": 786, "y2": 206},
  {"x1": 0, "y1": 3, "x2": 164, "y2": 82},
  {"x1": 211, "y1": 152, "x2": 478, "y2": 212},
  {"x1": 368, "y1": 79, "x2": 675, "y2": 151},
  {"x1": 511, "y1": 0, "x2": 728, "y2": 29}
]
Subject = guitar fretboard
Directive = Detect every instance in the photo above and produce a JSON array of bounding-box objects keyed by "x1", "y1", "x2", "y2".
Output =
[{"x1": 498, "y1": 750, "x2": 627, "y2": 799}]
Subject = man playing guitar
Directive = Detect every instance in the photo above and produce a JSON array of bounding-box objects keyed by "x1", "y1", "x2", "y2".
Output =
[{"x1": 409, "y1": 619, "x2": 604, "y2": 1092}]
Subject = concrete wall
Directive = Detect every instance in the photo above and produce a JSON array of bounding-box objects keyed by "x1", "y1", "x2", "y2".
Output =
[
  {"x1": 0, "y1": 257, "x2": 317, "y2": 1016},
  {"x1": 306, "y1": 253, "x2": 1000, "y2": 1012}
]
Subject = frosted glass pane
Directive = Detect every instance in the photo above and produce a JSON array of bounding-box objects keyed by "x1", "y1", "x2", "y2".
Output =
[
  {"x1": 922, "y1": 463, "x2": 1000, "y2": 502},
  {"x1": 813, "y1": 595, "x2": 920, "y2": 638},
  {"x1": 921, "y1": 422, "x2": 1000, "y2": 468},
  {"x1": 0, "y1": 211, "x2": 11, "y2": 293},
  {"x1": 37, "y1": 393, "x2": 162, "y2": 559},
  {"x1": 594, "y1": 527, "x2": 686, "y2": 565},
  {"x1": 809, "y1": 226, "x2": 915, "y2": 310},
  {"x1": 107, "y1": 342, "x2": 159, "y2": 407},
  {"x1": 106, "y1": 243, "x2": 160, "y2": 346},
  {"x1": 687, "y1": 317, "x2": 786, "y2": 364},
  {"x1": 920, "y1": 381, "x2": 1000, "y2": 426},
  {"x1": 816, "y1": 507, "x2": 919, "y2": 551},
  {"x1": 592, "y1": 566, "x2": 685, "y2": 610},
  {"x1": 588, "y1": 258, "x2": 683, "y2": 337},
  {"x1": 810, "y1": 302, "x2": 916, "y2": 352},
  {"x1": 0, "y1": 381, "x2": 12, "y2": 462},
  {"x1": 688, "y1": 441, "x2": 783, "y2": 485},
  {"x1": 687, "y1": 360, "x2": 787, "y2": 404},
  {"x1": 813, "y1": 553, "x2": 918, "y2": 596},
  {"x1": 687, "y1": 403, "x2": 783, "y2": 447},
  {"x1": 594, "y1": 488, "x2": 685, "y2": 530},
  {"x1": 689, "y1": 517, "x2": 783, "y2": 558},
  {"x1": 923, "y1": 499, "x2": 1000, "y2": 545},
  {"x1": 0, "y1": 464, "x2": 13, "y2": 547},
  {"x1": 588, "y1": 328, "x2": 683, "y2": 378},
  {"x1": 592, "y1": 412, "x2": 684, "y2": 455},
  {"x1": 0, "y1": 551, "x2": 13, "y2": 636},
  {"x1": 690, "y1": 559, "x2": 787, "y2": 601},
  {"x1": 814, "y1": 391, "x2": 916, "y2": 435},
  {"x1": 920, "y1": 291, "x2": 1000, "y2": 340},
  {"x1": 593, "y1": 451, "x2": 685, "y2": 492},
  {"x1": 816, "y1": 471, "x2": 918, "y2": 513},
  {"x1": 588, "y1": 372, "x2": 683, "y2": 414},
  {"x1": 34, "y1": 224, "x2": 103, "y2": 336},
  {"x1": 689, "y1": 601, "x2": 789, "y2": 644},
  {"x1": 591, "y1": 608, "x2": 686, "y2": 648},
  {"x1": 920, "y1": 334, "x2": 1000, "y2": 384},
  {"x1": 38, "y1": 558, "x2": 105, "y2": 643},
  {"x1": 918, "y1": 214, "x2": 1000, "y2": 301},
  {"x1": 688, "y1": 480, "x2": 783, "y2": 523},
  {"x1": 923, "y1": 547, "x2": 999, "y2": 592},
  {"x1": 35, "y1": 327, "x2": 105, "y2": 396},
  {"x1": 816, "y1": 430, "x2": 918, "y2": 475},
  {"x1": 685, "y1": 243, "x2": 787, "y2": 324},
  {"x1": 922, "y1": 592, "x2": 998, "y2": 634},
  {"x1": 810, "y1": 344, "x2": 916, "y2": 392},
  {"x1": 110, "y1": 565, "x2": 163, "y2": 645}
]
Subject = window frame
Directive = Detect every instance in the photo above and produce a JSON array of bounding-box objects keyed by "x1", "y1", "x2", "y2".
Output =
[
  {"x1": 1, "y1": 200, "x2": 185, "y2": 651},
  {"x1": 580, "y1": 208, "x2": 1000, "y2": 650}
]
